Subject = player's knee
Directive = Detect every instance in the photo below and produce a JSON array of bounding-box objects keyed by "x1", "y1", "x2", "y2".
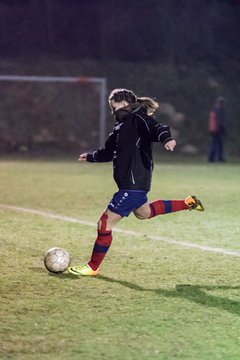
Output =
[
  {"x1": 97, "y1": 212, "x2": 108, "y2": 231},
  {"x1": 98, "y1": 212, "x2": 114, "y2": 231},
  {"x1": 134, "y1": 212, "x2": 148, "y2": 220},
  {"x1": 98, "y1": 219, "x2": 110, "y2": 230}
]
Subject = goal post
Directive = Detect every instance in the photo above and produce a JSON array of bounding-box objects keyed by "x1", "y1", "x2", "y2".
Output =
[{"x1": 0, "y1": 74, "x2": 107, "y2": 151}]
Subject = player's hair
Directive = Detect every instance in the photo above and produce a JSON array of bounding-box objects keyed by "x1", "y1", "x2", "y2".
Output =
[
  {"x1": 109, "y1": 88, "x2": 159, "y2": 116},
  {"x1": 136, "y1": 96, "x2": 159, "y2": 116}
]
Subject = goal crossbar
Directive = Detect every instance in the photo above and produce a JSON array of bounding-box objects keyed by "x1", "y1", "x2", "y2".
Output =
[{"x1": 0, "y1": 74, "x2": 107, "y2": 147}]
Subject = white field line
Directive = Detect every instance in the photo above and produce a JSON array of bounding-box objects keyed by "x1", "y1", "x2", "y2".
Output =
[{"x1": 1, "y1": 204, "x2": 240, "y2": 257}]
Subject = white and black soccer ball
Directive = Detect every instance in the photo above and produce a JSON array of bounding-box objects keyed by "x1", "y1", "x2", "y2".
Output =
[{"x1": 44, "y1": 247, "x2": 70, "y2": 274}]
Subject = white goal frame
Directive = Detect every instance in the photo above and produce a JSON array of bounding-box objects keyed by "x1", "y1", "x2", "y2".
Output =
[{"x1": 0, "y1": 74, "x2": 107, "y2": 147}]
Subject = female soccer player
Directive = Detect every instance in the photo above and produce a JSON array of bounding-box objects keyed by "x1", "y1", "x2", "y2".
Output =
[{"x1": 68, "y1": 88, "x2": 204, "y2": 276}]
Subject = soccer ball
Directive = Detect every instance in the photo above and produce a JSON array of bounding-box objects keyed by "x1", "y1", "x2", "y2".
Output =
[{"x1": 44, "y1": 247, "x2": 70, "y2": 274}]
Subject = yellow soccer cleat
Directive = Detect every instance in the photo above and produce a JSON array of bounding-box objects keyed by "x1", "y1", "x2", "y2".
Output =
[
  {"x1": 184, "y1": 195, "x2": 204, "y2": 211},
  {"x1": 68, "y1": 264, "x2": 100, "y2": 276}
]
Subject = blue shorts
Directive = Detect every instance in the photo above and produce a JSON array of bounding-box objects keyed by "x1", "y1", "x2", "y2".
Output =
[{"x1": 108, "y1": 189, "x2": 148, "y2": 217}]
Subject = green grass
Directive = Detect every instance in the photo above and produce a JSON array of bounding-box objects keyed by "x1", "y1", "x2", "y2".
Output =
[{"x1": 1, "y1": 158, "x2": 240, "y2": 360}]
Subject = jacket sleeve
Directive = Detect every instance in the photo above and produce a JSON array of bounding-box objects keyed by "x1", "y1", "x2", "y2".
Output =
[
  {"x1": 138, "y1": 114, "x2": 173, "y2": 145},
  {"x1": 86, "y1": 131, "x2": 116, "y2": 163}
]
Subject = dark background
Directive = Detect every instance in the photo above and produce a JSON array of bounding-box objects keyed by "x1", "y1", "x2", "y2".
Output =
[
  {"x1": 1, "y1": 0, "x2": 239, "y2": 64},
  {"x1": 0, "y1": 0, "x2": 239, "y2": 157}
]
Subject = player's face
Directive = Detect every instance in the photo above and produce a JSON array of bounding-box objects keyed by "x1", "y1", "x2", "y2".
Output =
[
  {"x1": 109, "y1": 99, "x2": 117, "y2": 114},
  {"x1": 109, "y1": 99, "x2": 129, "y2": 114}
]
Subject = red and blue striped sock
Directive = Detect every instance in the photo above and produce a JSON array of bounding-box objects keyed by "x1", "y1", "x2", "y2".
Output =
[
  {"x1": 149, "y1": 199, "x2": 188, "y2": 218},
  {"x1": 88, "y1": 230, "x2": 112, "y2": 270}
]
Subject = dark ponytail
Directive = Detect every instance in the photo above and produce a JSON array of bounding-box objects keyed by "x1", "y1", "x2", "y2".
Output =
[{"x1": 136, "y1": 97, "x2": 159, "y2": 115}]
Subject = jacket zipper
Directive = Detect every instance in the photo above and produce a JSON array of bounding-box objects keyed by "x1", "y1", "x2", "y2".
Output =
[{"x1": 131, "y1": 170, "x2": 135, "y2": 184}]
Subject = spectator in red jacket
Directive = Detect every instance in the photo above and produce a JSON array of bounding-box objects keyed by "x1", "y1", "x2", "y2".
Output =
[{"x1": 208, "y1": 97, "x2": 226, "y2": 162}]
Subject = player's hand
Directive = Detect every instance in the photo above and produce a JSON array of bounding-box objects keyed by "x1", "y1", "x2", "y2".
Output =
[
  {"x1": 164, "y1": 139, "x2": 176, "y2": 151},
  {"x1": 78, "y1": 153, "x2": 88, "y2": 161}
]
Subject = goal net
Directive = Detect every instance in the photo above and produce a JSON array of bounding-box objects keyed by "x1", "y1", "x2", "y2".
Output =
[{"x1": 0, "y1": 75, "x2": 107, "y2": 154}]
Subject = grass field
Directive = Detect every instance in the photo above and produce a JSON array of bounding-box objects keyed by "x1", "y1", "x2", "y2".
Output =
[{"x1": 0, "y1": 157, "x2": 240, "y2": 360}]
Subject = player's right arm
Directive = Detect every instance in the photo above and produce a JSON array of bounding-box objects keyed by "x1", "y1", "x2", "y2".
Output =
[
  {"x1": 79, "y1": 131, "x2": 116, "y2": 163},
  {"x1": 78, "y1": 153, "x2": 88, "y2": 161}
]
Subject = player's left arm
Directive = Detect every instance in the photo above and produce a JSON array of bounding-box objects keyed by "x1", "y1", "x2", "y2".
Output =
[
  {"x1": 139, "y1": 115, "x2": 176, "y2": 150},
  {"x1": 164, "y1": 139, "x2": 176, "y2": 151}
]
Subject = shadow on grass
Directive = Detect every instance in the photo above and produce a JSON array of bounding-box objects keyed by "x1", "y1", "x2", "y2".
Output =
[
  {"x1": 97, "y1": 275, "x2": 240, "y2": 316},
  {"x1": 29, "y1": 266, "x2": 80, "y2": 279}
]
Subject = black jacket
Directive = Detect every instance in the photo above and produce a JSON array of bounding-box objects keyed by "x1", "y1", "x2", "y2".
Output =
[{"x1": 87, "y1": 104, "x2": 173, "y2": 191}]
